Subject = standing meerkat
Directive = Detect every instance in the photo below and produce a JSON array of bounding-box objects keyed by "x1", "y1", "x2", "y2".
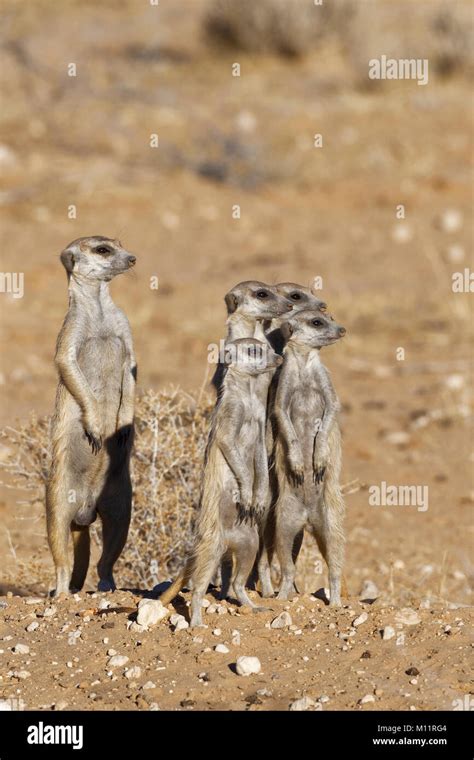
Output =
[
  {"x1": 46, "y1": 236, "x2": 137, "y2": 596},
  {"x1": 159, "y1": 338, "x2": 282, "y2": 626},
  {"x1": 252, "y1": 282, "x2": 327, "y2": 596},
  {"x1": 272, "y1": 309, "x2": 346, "y2": 604}
]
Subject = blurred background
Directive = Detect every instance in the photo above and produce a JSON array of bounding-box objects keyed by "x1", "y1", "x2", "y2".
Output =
[{"x1": 0, "y1": 1, "x2": 472, "y2": 601}]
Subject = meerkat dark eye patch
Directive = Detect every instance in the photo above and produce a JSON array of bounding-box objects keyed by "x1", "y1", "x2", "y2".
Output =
[
  {"x1": 290, "y1": 293, "x2": 301, "y2": 300},
  {"x1": 255, "y1": 290, "x2": 269, "y2": 298},
  {"x1": 312, "y1": 319, "x2": 324, "y2": 327},
  {"x1": 95, "y1": 246, "x2": 112, "y2": 255}
]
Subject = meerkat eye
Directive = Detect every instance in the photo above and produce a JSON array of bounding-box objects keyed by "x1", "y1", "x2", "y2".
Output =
[
  {"x1": 256, "y1": 290, "x2": 268, "y2": 299},
  {"x1": 95, "y1": 246, "x2": 111, "y2": 254},
  {"x1": 290, "y1": 293, "x2": 301, "y2": 300},
  {"x1": 312, "y1": 319, "x2": 324, "y2": 327}
]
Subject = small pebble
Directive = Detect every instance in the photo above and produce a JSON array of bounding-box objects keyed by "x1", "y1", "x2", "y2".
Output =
[
  {"x1": 271, "y1": 611, "x2": 292, "y2": 629},
  {"x1": 107, "y1": 655, "x2": 129, "y2": 668},
  {"x1": 352, "y1": 612, "x2": 368, "y2": 628},
  {"x1": 215, "y1": 644, "x2": 230, "y2": 654}
]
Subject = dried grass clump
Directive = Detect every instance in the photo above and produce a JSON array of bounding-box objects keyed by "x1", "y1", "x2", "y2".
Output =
[
  {"x1": 205, "y1": 0, "x2": 354, "y2": 57},
  {"x1": 0, "y1": 389, "x2": 213, "y2": 590}
]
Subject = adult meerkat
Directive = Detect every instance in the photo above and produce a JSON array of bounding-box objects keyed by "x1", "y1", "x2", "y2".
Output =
[
  {"x1": 211, "y1": 280, "x2": 293, "y2": 394},
  {"x1": 46, "y1": 236, "x2": 137, "y2": 596},
  {"x1": 160, "y1": 338, "x2": 282, "y2": 626},
  {"x1": 273, "y1": 309, "x2": 346, "y2": 604},
  {"x1": 253, "y1": 282, "x2": 327, "y2": 596}
]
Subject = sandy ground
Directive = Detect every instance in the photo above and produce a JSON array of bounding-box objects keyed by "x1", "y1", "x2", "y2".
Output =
[{"x1": 0, "y1": 0, "x2": 472, "y2": 712}]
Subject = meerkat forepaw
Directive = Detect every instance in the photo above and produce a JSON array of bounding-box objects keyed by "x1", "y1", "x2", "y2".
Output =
[
  {"x1": 313, "y1": 465, "x2": 326, "y2": 484},
  {"x1": 84, "y1": 429, "x2": 102, "y2": 454}
]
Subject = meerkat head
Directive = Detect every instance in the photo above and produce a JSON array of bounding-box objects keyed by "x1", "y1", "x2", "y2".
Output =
[
  {"x1": 224, "y1": 281, "x2": 293, "y2": 321},
  {"x1": 275, "y1": 282, "x2": 327, "y2": 314},
  {"x1": 60, "y1": 236, "x2": 136, "y2": 282},
  {"x1": 282, "y1": 309, "x2": 346, "y2": 349},
  {"x1": 224, "y1": 338, "x2": 283, "y2": 376}
]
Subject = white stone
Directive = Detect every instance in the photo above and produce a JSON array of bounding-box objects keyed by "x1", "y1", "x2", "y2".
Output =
[
  {"x1": 43, "y1": 606, "x2": 57, "y2": 618},
  {"x1": 212, "y1": 628, "x2": 222, "y2": 636},
  {"x1": 0, "y1": 700, "x2": 12, "y2": 710},
  {"x1": 215, "y1": 644, "x2": 229, "y2": 654},
  {"x1": 142, "y1": 681, "x2": 156, "y2": 690},
  {"x1": 231, "y1": 630, "x2": 241, "y2": 646},
  {"x1": 359, "y1": 694, "x2": 375, "y2": 704},
  {"x1": 13, "y1": 644, "x2": 29, "y2": 655},
  {"x1": 360, "y1": 580, "x2": 379, "y2": 598},
  {"x1": 26, "y1": 622, "x2": 39, "y2": 633},
  {"x1": 382, "y1": 626, "x2": 396, "y2": 641},
  {"x1": 395, "y1": 609, "x2": 421, "y2": 626},
  {"x1": 235, "y1": 656, "x2": 261, "y2": 676},
  {"x1": 174, "y1": 618, "x2": 189, "y2": 632},
  {"x1": 136, "y1": 599, "x2": 169, "y2": 629},
  {"x1": 125, "y1": 666, "x2": 141, "y2": 679},
  {"x1": 290, "y1": 696, "x2": 317, "y2": 711},
  {"x1": 391, "y1": 223, "x2": 413, "y2": 244},
  {"x1": 98, "y1": 599, "x2": 110, "y2": 610},
  {"x1": 271, "y1": 612, "x2": 292, "y2": 629},
  {"x1": 107, "y1": 655, "x2": 129, "y2": 668},
  {"x1": 439, "y1": 209, "x2": 462, "y2": 233},
  {"x1": 352, "y1": 612, "x2": 368, "y2": 628}
]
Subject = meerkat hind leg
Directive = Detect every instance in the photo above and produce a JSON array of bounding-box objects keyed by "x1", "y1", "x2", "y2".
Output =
[
  {"x1": 97, "y1": 487, "x2": 131, "y2": 592},
  {"x1": 46, "y1": 486, "x2": 73, "y2": 596},
  {"x1": 231, "y1": 525, "x2": 267, "y2": 610},
  {"x1": 70, "y1": 524, "x2": 90, "y2": 591},
  {"x1": 276, "y1": 496, "x2": 306, "y2": 600}
]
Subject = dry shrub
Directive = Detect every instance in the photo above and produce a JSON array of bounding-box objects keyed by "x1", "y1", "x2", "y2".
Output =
[
  {"x1": 205, "y1": 0, "x2": 354, "y2": 57},
  {"x1": 0, "y1": 389, "x2": 213, "y2": 590}
]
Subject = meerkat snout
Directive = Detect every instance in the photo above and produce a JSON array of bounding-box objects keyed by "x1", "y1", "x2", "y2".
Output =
[
  {"x1": 127, "y1": 255, "x2": 136, "y2": 267},
  {"x1": 338, "y1": 326, "x2": 346, "y2": 337}
]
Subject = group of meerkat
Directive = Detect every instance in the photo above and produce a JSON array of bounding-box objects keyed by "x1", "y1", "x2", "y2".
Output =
[{"x1": 46, "y1": 236, "x2": 346, "y2": 627}]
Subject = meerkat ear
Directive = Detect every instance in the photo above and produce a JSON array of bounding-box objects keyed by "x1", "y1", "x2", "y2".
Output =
[
  {"x1": 60, "y1": 248, "x2": 76, "y2": 273},
  {"x1": 280, "y1": 321, "x2": 294, "y2": 341},
  {"x1": 224, "y1": 292, "x2": 239, "y2": 314}
]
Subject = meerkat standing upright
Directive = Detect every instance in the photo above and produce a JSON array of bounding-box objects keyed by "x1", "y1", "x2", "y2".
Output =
[
  {"x1": 46, "y1": 236, "x2": 137, "y2": 595},
  {"x1": 160, "y1": 338, "x2": 282, "y2": 626},
  {"x1": 273, "y1": 310, "x2": 346, "y2": 604}
]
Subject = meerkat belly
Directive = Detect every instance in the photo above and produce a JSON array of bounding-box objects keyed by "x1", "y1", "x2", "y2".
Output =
[{"x1": 79, "y1": 336, "x2": 125, "y2": 425}]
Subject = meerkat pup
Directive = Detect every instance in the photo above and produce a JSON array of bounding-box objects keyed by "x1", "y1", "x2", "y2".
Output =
[
  {"x1": 160, "y1": 338, "x2": 282, "y2": 626},
  {"x1": 273, "y1": 309, "x2": 346, "y2": 604},
  {"x1": 46, "y1": 236, "x2": 137, "y2": 596}
]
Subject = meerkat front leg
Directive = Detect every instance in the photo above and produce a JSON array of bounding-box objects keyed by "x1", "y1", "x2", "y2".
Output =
[
  {"x1": 313, "y1": 366, "x2": 340, "y2": 484},
  {"x1": 275, "y1": 377, "x2": 304, "y2": 487},
  {"x1": 216, "y1": 402, "x2": 253, "y2": 516},
  {"x1": 116, "y1": 357, "x2": 136, "y2": 446},
  {"x1": 55, "y1": 318, "x2": 103, "y2": 453}
]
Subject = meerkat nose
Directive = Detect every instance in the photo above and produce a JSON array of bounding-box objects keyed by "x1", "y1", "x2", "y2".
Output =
[
  {"x1": 319, "y1": 302, "x2": 327, "y2": 311},
  {"x1": 128, "y1": 255, "x2": 136, "y2": 267},
  {"x1": 338, "y1": 326, "x2": 346, "y2": 337}
]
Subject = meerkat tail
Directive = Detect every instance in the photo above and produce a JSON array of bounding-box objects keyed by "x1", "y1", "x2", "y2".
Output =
[
  {"x1": 158, "y1": 569, "x2": 189, "y2": 606},
  {"x1": 159, "y1": 450, "x2": 225, "y2": 608}
]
